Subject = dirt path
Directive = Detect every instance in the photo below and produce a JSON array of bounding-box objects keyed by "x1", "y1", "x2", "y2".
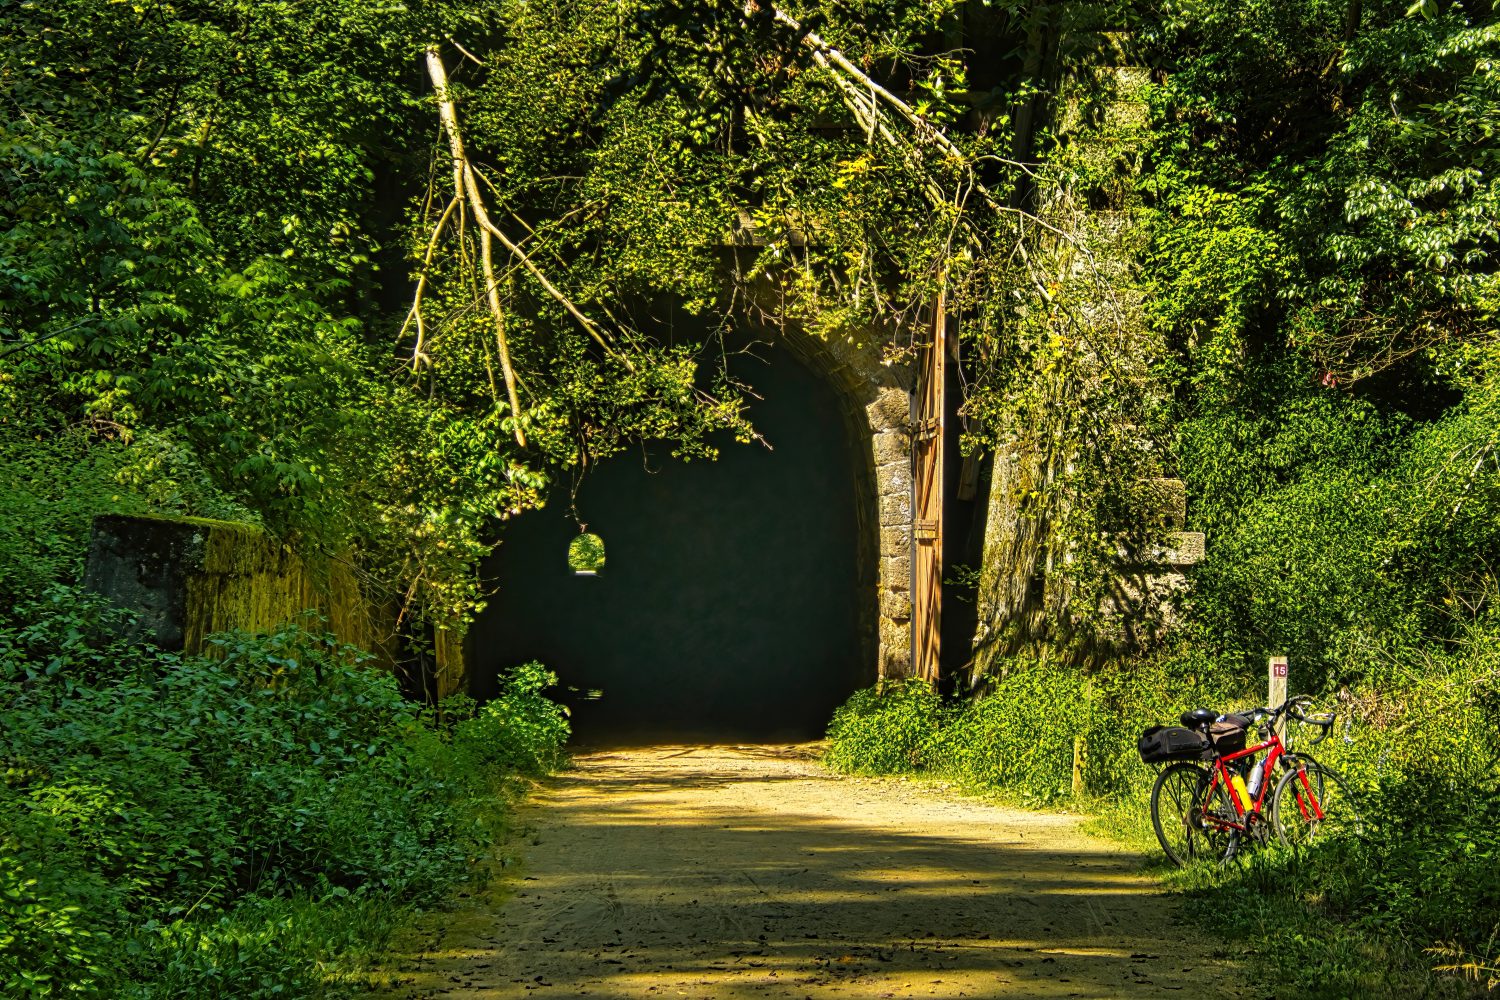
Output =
[{"x1": 369, "y1": 746, "x2": 1249, "y2": 999}]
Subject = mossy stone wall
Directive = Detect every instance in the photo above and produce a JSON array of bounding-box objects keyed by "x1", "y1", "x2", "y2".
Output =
[
  {"x1": 972, "y1": 60, "x2": 1206, "y2": 673},
  {"x1": 84, "y1": 513, "x2": 463, "y2": 694}
]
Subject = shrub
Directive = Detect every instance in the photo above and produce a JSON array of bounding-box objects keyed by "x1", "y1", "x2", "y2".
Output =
[
  {"x1": 826, "y1": 650, "x2": 1253, "y2": 803},
  {"x1": 824, "y1": 630, "x2": 1500, "y2": 998},
  {"x1": 457, "y1": 662, "x2": 572, "y2": 775},
  {"x1": 0, "y1": 589, "x2": 569, "y2": 997},
  {"x1": 823, "y1": 679, "x2": 945, "y2": 773}
]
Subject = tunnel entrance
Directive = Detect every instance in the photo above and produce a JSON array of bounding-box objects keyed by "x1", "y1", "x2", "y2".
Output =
[{"x1": 466, "y1": 336, "x2": 875, "y2": 744}]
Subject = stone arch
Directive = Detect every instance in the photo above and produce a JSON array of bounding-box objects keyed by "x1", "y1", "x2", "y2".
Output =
[
  {"x1": 759, "y1": 324, "x2": 916, "y2": 679},
  {"x1": 460, "y1": 319, "x2": 884, "y2": 740}
]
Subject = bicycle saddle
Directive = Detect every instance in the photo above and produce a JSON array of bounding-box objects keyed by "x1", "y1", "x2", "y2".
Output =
[{"x1": 1179, "y1": 707, "x2": 1218, "y2": 729}]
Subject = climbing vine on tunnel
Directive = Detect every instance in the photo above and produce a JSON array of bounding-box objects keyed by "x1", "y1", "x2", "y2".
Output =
[{"x1": 0, "y1": 0, "x2": 1123, "y2": 631}]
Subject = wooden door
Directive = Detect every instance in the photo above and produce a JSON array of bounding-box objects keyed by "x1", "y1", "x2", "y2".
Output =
[{"x1": 911, "y1": 287, "x2": 946, "y2": 682}]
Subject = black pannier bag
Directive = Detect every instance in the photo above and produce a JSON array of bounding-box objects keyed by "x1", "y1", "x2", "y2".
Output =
[
  {"x1": 1209, "y1": 713, "x2": 1253, "y2": 756},
  {"x1": 1138, "y1": 725, "x2": 1210, "y2": 764}
]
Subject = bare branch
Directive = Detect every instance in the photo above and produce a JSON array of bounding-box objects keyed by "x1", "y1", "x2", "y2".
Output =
[
  {"x1": 446, "y1": 34, "x2": 486, "y2": 67},
  {"x1": 397, "y1": 193, "x2": 459, "y2": 366},
  {"x1": 423, "y1": 44, "x2": 636, "y2": 373},
  {"x1": 767, "y1": 3, "x2": 1124, "y2": 317},
  {"x1": 480, "y1": 228, "x2": 528, "y2": 446}
]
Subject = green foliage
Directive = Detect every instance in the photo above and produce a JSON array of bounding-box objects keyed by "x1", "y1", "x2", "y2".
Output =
[
  {"x1": 0, "y1": 0, "x2": 518, "y2": 626},
  {"x1": 0, "y1": 0, "x2": 799, "y2": 630},
  {"x1": 829, "y1": 610, "x2": 1500, "y2": 997},
  {"x1": 458, "y1": 663, "x2": 574, "y2": 776},
  {"x1": 826, "y1": 651, "x2": 1254, "y2": 803},
  {"x1": 1167, "y1": 281, "x2": 1500, "y2": 689},
  {"x1": 1208, "y1": 624, "x2": 1500, "y2": 996},
  {"x1": 1142, "y1": 184, "x2": 1288, "y2": 406},
  {"x1": 566, "y1": 533, "x2": 607, "y2": 575},
  {"x1": 0, "y1": 591, "x2": 568, "y2": 997},
  {"x1": 1128, "y1": 0, "x2": 1500, "y2": 725},
  {"x1": 824, "y1": 679, "x2": 946, "y2": 773},
  {"x1": 1170, "y1": 758, "x2": 1500, "y2": 999},
  {"x1": 399, "y1": 0, "x2": 1023, "y2": 495},
  {"x1": 6, "y1": 0, "x2": 1497, "y2": 994}
]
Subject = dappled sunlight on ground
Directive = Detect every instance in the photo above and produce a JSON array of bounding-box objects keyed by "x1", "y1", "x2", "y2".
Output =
[{"x1": 366, "y1": 746, "x2": 1248, "y2": 998}]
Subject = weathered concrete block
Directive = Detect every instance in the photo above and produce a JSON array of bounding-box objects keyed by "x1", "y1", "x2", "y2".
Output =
[
  {"x1": 872, "y1": 430, "x2": 910, "y2": 465},
  {"x1": 84, "y1": 514, "x2": 297, "y2": 652},
  {"x1": 80, "y1": 514, "x2": 461, "y2": 693},
  {"x1": 879, "y1": 491, "x2": 913, "y2": 526},
  {"x1": 880, "y1": 646, "x2": 913, "y2": 678},
  {"x1": 83, "y1": 514, "x2": 216, "y2": 651},
  {"x1": 865, "y1": 386, "x2": 910, "y2": 431}
]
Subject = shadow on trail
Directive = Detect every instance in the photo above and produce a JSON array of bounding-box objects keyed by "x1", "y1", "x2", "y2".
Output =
[{"x1": 375, "y1": 749, "x2": 1244, "y2": 999}]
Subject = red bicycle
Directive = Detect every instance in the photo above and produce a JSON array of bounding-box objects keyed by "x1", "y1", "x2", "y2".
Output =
[{"x1": 1144, "y1": 695, "x2": 1361, "y2": 865}]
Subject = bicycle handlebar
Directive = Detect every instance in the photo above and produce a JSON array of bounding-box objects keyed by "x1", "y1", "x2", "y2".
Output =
[{"x1": 1244, "y1": 694, "x2": 1335, "y2": 746}]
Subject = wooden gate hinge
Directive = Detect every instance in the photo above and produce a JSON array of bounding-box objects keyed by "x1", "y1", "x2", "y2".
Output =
[{"x1": 914, "y1": 518, "x2": 939, "y2": 540}]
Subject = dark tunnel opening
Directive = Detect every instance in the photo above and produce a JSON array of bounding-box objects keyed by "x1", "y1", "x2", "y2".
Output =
[{"x1": 466, "y1": 336, "x2": 876, "y2": 744}]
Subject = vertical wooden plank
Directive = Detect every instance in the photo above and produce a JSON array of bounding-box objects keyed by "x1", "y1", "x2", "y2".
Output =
[
  {"x1": 1268, "y1": 654, "x2": 1289, "y2": 737},
  {"x1": 911, "y1": 285, "x2": 946, "y2": 682},
  {"x1": 1072, "y1": 735, "x2": 1086, "y2": 799}
]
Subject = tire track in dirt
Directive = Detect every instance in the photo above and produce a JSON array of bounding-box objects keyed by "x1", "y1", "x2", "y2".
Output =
[{"x1": 368, "y1": 745, "x2": 1250, "y2": 999}]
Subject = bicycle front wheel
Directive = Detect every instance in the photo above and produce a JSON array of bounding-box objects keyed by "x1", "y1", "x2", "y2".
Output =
[
  {"x1": 1271, "y1": 761, "x2": 1361, "y2": 847},
  {"x1": 1150, "y1": 762, "x2": 1212, "y2": 867}
]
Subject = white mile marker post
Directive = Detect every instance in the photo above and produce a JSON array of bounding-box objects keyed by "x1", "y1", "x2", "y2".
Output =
[{"x1": 1268, "y1": 655, "x2": 1289, "y2": 738}]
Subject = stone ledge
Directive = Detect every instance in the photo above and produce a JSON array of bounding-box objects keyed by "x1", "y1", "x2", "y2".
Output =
[
  {"x1": 1114, "y1": 531, "x2": 1205, "y2": 567},
  {"x1": 1163, "y1": 531, "x2": 1206, "y2": 565}
]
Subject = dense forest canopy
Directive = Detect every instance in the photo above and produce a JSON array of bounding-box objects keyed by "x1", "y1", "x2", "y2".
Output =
[
  {"x1": 4, "y1": 0, "x2": 1495, "y2": 667},
  {"x1": 0, "y1": 0, "x2": 1032, "y2": 627},
  {"x1": 1139, "y1": 0, "x2": 1500, "y2": 678},
  {"x1": 3, "y1": 0, "x2": 1500, "y2": 995}
]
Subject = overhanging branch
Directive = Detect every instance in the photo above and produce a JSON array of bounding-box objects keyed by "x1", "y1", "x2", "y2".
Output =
[{"x1": 411, "y1": 45, "x2": 645, "y2": 448}]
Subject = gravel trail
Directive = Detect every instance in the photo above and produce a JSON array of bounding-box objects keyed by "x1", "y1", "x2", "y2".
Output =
[{"x1": 369, "y1": 745, "x2": 1249, "y2": 999}]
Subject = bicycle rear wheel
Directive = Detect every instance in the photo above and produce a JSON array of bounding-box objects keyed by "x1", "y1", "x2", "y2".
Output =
[
  {"x1": 1271, "y1": 761, "x2": 1361, "y2": 847},
  {"x1": 1150, "y1": 763, "x2": 1213, "y2": 866}
]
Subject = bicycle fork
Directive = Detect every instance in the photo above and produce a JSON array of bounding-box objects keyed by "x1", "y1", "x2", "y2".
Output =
[{"x1": 1293, "y1": 767, "x2": 1327, "y2": 823}]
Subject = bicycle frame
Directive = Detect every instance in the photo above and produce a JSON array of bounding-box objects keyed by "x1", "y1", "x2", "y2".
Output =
[{"x1": 1199, "y1": 731, "x2": 1326, "y2": 834}]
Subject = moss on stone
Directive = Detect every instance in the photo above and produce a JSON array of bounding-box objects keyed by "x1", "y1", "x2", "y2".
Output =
[{"x1": 85, "y1": 513, "x2": 466, "y2": 693}]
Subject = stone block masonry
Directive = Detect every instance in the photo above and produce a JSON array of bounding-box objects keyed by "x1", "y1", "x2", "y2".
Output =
[
  {"x1": 868, "y1": 390, "x2": 916, "y2": 676},
  {"x1": 972, "y1": 55, "x2": 1209, "y2": 674},
  {"x1": 762, "y1": 305, "x2": 921, "y2": 679}
]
